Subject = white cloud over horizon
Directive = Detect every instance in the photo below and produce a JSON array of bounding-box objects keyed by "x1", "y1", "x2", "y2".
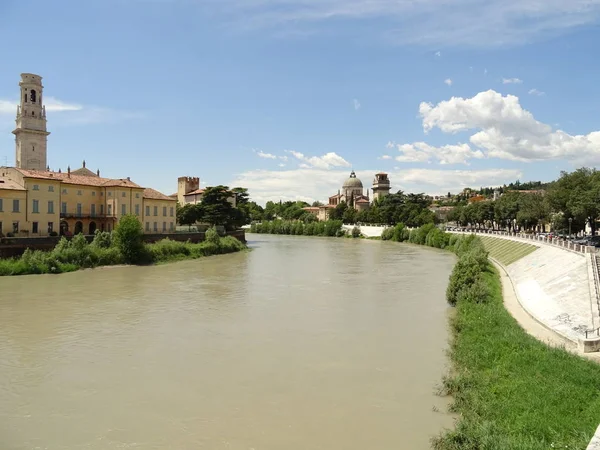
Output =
[
  {"x1": 444, "y1": 78, "x2": 452, "y2": 86},
  {"x1": 190, "y1": 0, "x2": 600, "y2": 48},
  {"x1": 529, "y1": 88, "x2": 545, "y2": 96},
  {"x1": 353, "y1": 98, "x2": 361, "y2": 110},
  {"x1": 231, "y1": 167, "x2": 524, "y2": 205},
  {"x1": 286, "y1": 150, "x2": 351, "y2": 169},
  {"x1": 255, "y1": 149, "x2": 277, "y2": 159},
  {"x1": 415, "y1": 89, "x2": 600, "y2": 164}
]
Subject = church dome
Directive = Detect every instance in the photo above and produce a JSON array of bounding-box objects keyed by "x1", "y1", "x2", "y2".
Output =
[{"x1": 343, "y1": 171, "x2": 363, "y2": 189}]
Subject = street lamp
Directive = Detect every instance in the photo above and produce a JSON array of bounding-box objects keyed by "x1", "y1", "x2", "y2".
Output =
[{"x1": 569, "y1": 217, "x2": 573, "y2": 239}]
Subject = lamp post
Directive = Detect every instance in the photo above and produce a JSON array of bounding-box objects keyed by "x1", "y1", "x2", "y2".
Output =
[{"x1": 569, "y1": 217, "x2": 573, "y2": 239}]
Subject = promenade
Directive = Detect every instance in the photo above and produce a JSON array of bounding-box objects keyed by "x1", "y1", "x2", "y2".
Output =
[{"x1": 458, "y1": 231, "x2": 600, "y2": 349}]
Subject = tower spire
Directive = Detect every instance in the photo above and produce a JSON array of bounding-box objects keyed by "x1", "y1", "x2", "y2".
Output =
[{"x1": 13, "y1": 73, "x2": 50, "y2": 170}]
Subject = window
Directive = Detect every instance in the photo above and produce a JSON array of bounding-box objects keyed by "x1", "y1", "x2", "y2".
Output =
[
  {"x1": 12, "y1": 221, "x2": 18, "y2": 233},
  {"x1": 163, "y1": 206, "x2": 167, "y2": 216},
  {"x1": 170, "y1": 207, "x2": 174, "y2": 217},
  {"x1": 12, "y1": 199, "x2": 19, "y2": 212},
  {"x1": 32, "y1": 200, "x2": 39, "y2": 213},
  {"x1": 153, "y1": 222, "x2": 158, "y2": 232},
  {"x1": 169, "y1": 222, "x2": 174, "y2": 231},
  {"x1": 62, "y1": 188, "x2": 67, "y2": 194},
  {"x1": 100, "y1": 192, "x2": 104, "y2": 197},
  {"x1": 145, "y1": 205, "x2": 150, "y2": 216},
  {"x1": 30, "y1": 89, "x2": 36, "y2": 103},
  {"x1": 0, "y1": 199, "x2": 3, "y2": 212},
  {"x1": 47, "y1": 201, "x2": 54, "y2": 214},
  {"x1": 122, "y1": 192, "x2": 126, "y2": 198},
  {"x1": 33, "y1": 184, "x2": 39, "y2": 191},
  {"x1": 162, "y1": 222, "x2": 166, "y2": 232},
  {"x1": 61, "y1": 202, "x2": 67, "y2": 214},
  {"x1": 76, "y1": 203, "x2": 82, "y2": 216},
  {"x1": 108, "y1": 192, "x2": 112, "y2": 197},
  {"x1": 48, "y1": 222, "x2": 54, "y2": 233},
  {"x1": 135, "y1": 193, "x2": 140, "y2": 199},
  {"x1": 92, "y1": 191, "x2": 96, "y2": 196},
  {"x1": 153, "y1": 206, "x2": 158, "y2": 216},
  {"x1": 77, "y1": 190, "x2": 82, "y2": 196},
  {"x1": 135, "y1": 204, "x2": 140, "y2": 216},
  {"x1": 145, "y1": 222, "x2": 150, "y2": 231},
  {"x1": 91, "y1": 204, "x2": 96, "y2": 217},
  {"x1": 121, "y1": 204, "x2": 126, "y2": 216},
  {"x1": 48, "y1": 185, "x2": 54, "y2": 192},
  {"x1": 0, "y1": 222, "x2": 2, "y2": 234},
  {"x1": 100, "y1": 204, "x2": 104, "y2": 215},
  {"x1": 108, "y1": 204, "x2": 112, "y2": 215},
  {"x1": 32, "y1": 222, "x2": 38, "y2": 234}
]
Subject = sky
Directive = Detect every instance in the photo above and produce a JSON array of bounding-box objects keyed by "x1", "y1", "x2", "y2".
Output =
[{"x1": 1, "y1": 0, "x2": 600, "y2": 205}]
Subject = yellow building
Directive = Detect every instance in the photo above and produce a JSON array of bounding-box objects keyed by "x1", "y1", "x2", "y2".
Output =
[{"x1": 0, "y1": 73, "x2": 176, "y2": 237}]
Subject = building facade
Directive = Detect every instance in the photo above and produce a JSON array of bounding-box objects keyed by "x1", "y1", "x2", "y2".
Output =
[
  {"x1": 0, "y1": 73, "x2": 176, "y2": 237},
  {"x1": 303, "y1": 170, "x2": 392, "y2": 220}
]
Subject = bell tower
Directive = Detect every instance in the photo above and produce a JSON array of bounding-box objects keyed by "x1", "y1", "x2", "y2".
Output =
[{"x1": 13, "y1": 73, "x2": 50, "y2": 170}]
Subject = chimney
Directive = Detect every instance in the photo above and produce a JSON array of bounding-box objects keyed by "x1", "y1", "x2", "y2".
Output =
[
  {"x1": 67, "y1": 166, "x2": 71, "y2": 178},
  {"x1": 58, "y1": 168, "x2": 61, "y2": 173},
  {"x1": 82, "y1": 160, "x2": 86, "y2": 168},
  {"x1": 97, "y1": 169, "x2": 100, "y2": 176},
  {"x1": 127, "y1": 176, "x2": 130, "y2": 181}
]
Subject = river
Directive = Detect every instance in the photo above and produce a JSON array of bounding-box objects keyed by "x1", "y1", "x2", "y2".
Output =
[{"x1": 0, "y1": 235, "x2": 456, "y2": 450}]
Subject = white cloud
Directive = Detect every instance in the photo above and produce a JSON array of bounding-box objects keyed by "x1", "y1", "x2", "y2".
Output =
[
  {"x1": 418, "y1": 89, "x2": 600, "y2": 164},
  {"x1": 279, "y1": 155, "x2": 288, "y2": 161},
  {"x1": 353, "y1": 98, "x2": 361, "y2": 110},
  {"x1": 286, "y1": 150, "x2": 351, "y2": 169},
  {"x1": 278, "y1": 163, "x2": 286, "y2": 167},
  {"x1": 528, "y1": 88, "x2": 545, "y2": 96},
  {"x1": 194, "y1": 0, "x2": 600, "y2": 48},
  {"x1": 0, "y1": 96, "x2": 143, "y2": 126},
  {"x1": 386, "y1": 141, "x2": 396, "y2": 149},
  {"x1": 230, "y1": 167, "x2": 523, "y2": 205},
  {"x1": 394, "y1": 142, "x2": 484, "y2": 165},
  {"x1": 255, "y1": 150, "x2": 277, "y2": 159},
  {"x1": 379, "y1": 155, "x2": 392, "y2": 160},
  {"x1": 502, "y1": 77, "x2": 523, "y2": 84},
  {"x1": 444, "y1": 78, "x2": 453, "y2": 86},
  {"x1": 435, "y1": 51, "x2": 441, "y2": 57}
]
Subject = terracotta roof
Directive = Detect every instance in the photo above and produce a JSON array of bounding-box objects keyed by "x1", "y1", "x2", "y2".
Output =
[
  {"x1": 355, "y1": 198, "x2": 370, "y2": 203},
  {"x1": 14, "y1": 168, "x2": 142, "y2": 188},
  {"x1": 169, "y1": 193, "x2": 178, "y2": 198},
  {"x1": 143, "y1": 188, "x2": 176, "y2": 201},
  {"x1": 184, "y1": 188, "x2": 205, "y2": 196},
  {"x1": 321, "y1": 204, "x2": 336, "y2": 208},
  {"x1": 0, "y1": 178, "x2": 25, "y2": 191},
  {"x1": 302, "y1": 207, "x2": 320, "y2": 211},
  {"x1": 71, "y1": 167, "x2": 98, "y2": 177}
]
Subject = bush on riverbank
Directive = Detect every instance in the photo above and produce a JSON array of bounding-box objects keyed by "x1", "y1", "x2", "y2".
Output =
[
  {"x1": 0, "y1": 226, "x2": 246, "y2": 276},
  {"x1": 249, "y1": 219, "x2": 345, "y2": 237},
  {"x1": 388, "y1": 224, "x2": 600, "y2": 449}
]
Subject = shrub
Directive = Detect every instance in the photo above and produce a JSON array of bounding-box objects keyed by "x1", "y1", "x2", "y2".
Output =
[
  {"x1": 91, "y1": 229, "x2": 112, "y2": 249},
  {"x1": 205, "y1": 227, "x2": 221, "y2": 246},
  {"x1": 113, "y1": 215, "x2": 146, "y2": 264},
  {"x1": 446, "y1": 252, "x2": 488, "y2": 306},
  {"x1": 381, "y1": 227, "x2": 394, "y2": 240},
  {"x1": 351, "y1": 226, "x2": 361, "y2": 238}
]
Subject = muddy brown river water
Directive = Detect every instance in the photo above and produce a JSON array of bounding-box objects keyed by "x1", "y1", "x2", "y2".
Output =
[{"x1": 0, "y1": 234, "x2": 455, "y2": 449}]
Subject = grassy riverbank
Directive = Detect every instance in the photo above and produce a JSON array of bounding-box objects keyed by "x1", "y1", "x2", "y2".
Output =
[
  {"x1": 384, "y1": 224, "x2": 600, "y2": 449},
  {"x1": 0, "y1": 223, "x2": 246, "y2": 276},
  {"x1": 249, "y1": 219, "x2": 345, "y2": 237}
]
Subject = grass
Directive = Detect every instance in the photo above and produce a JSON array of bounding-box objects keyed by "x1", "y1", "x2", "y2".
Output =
[
  {"x1": 478, "y1": 236, "x2": 538, "y2": 266},
  {"x1": 0, "y1": 230, "x2": 246, "y2": 276},
  {"x1": 433, "y1": 265, "x2": 600, "y2": 450}
]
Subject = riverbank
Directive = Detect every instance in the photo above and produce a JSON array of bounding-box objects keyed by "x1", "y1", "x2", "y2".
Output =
[
  {"x1": 249, "y1": 219, "x2": 345, "y2": 237},
  {"x1": 382, "y1": 224, "x2": 600, "y2": 448},
  {"x1": 0, "y1": 227, "x2": 246, "y2": 276}
]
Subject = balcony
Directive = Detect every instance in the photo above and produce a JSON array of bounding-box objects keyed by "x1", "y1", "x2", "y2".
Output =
[{"x1": 60, "y1": 212, "x2": 116, "y2": 219}]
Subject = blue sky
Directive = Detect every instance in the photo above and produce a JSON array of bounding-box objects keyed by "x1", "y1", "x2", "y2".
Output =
[{"x1": 1, "y1": 0, "x2": 600, "y2": 204}]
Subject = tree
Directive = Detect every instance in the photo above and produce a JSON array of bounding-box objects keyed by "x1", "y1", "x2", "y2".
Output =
[
  {"x1": 114, "y1": 214, "x2": 146, "y2": 264},
  {"x1": 329, "y1": 201, "x2": 348, "y2": 221},
  {"x1": 547, "y1": 168, "x2": 600, "y2": 235},
  {"x1": 201, "y1": 185, "x2": 236, "y2": 228},
  {"x1": 177, "y1": 203, "x2": 201, "y2": 229}
]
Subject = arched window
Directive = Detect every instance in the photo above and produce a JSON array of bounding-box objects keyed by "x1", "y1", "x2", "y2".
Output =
[{"x1": 30, "y1": 89, "x2": 36, "y2": 103}]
